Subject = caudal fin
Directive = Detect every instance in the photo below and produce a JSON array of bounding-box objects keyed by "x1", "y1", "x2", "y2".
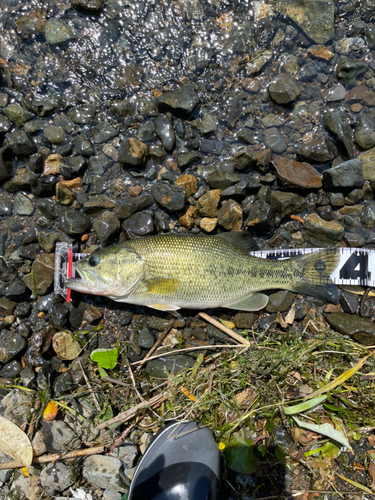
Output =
[{"x1": 291, "y1": 248, "x2": 340, "y2": 303}]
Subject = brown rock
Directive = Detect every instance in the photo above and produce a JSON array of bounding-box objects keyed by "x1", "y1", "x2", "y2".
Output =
[
  {"x1": 308, "y1": 45, "x2": 334, "y2": 60},
  {"x1": 179, "y1": 205, "x2": 197, "y2": 229},
  {"x1": 23, "y1": 253, "x2": 55, "y2": 295},
  {"x1": 235, "y1": 388, "x2": 258, "y2": 408},
  {"x1": 217, "y1": 199, "x2": 243, "y2": 231},
  {"x1": 272, "y1": 156, "x2": 322, "y2": 189},
  {"x1": 44, "y1": 154, "x2": 63, "y2": 175},
  {"x1": 200, "y1": 218, "x2": 218, "y2": 232},
  {"x1": 175, "y1": 174, "x2": 198, "y2": 198},
  {"x1": 52, "y1": 330, "x2": 81, "y2": 360},
  {"x1": 196, "y1": 189, "x2": 221, "y2": 217},
  {"x1": 345, "y1": 86, "x2": 375, "y2": 106}
]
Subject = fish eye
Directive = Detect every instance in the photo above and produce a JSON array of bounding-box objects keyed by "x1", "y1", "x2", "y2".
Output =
[{"x1": 88, "y1": 255, "x2": 100, "y2": 267}]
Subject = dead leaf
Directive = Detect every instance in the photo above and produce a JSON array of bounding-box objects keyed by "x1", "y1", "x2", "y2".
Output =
[
  {"x1": 0, "y1": 416, "x2": 33, "y2": 466},
  {"x1": 43, "y1": 401, "x2": 59, "y2": 421},
  {"x1": 369, "y1": 459, "x2": 375, "y2": 490},
  {"x1": 276, "y1": 311, "x2": 287, "y2": 328},
  {"x1": 368, "y1": 435, "x2": 375, "y2": 448},
  {"x1": 284, "y1": 304, "x2": 295, "y2": 324}
]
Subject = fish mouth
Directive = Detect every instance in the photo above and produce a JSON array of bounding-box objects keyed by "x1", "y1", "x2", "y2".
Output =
[{"x1": 66, "y1": 262, "x2": 96, "y2": 293}]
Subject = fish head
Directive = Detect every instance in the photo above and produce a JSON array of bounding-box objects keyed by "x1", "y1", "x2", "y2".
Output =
[{"x1": 66, "y1": 245, "x2": 144, "y2": 298}]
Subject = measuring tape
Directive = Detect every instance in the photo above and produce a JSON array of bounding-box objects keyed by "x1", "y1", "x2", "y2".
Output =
[{"x1": 54, "y1": 243, "x2": 375, "y2": 302}]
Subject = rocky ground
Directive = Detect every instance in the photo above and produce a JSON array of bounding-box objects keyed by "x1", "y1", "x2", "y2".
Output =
[{"x1": 1, "y1": 0, "x2": 375, "y2": 498}]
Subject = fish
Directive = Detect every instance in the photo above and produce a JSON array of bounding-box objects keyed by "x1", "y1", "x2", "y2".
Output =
[{"x1": 66, "y1": 232, "x2": 340, "y2": 312}]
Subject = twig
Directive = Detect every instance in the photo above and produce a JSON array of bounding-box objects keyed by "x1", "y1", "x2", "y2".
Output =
[
  {"x1": 130, "y1": 344, "x2": 248, "y2": 365},
  {"x1": 107, "y1": 420, "x2": 139, "y2": 454},
  {"x1": 96, "y1": 391, "x2": 169, "y2": 431},
  {"x1": 102, "y1": 377, "x2": 129, "y2": 388},
  {"x1": 135, "y1": 318, "x2": 175, "y2": 372},
  {"x1": 0, "y1": 445, "x2": 107, "y2": 470},
  {"x1": 79, "y1": 359, "x2": 101, "y2": 412},
  {"x1": 198, "y1": 313, "x2": 250, "y2": 345}
]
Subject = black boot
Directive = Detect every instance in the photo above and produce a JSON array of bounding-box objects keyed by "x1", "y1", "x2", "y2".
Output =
[{"x1": 129, "y1": 420, "x2": 220, "y2": 500}]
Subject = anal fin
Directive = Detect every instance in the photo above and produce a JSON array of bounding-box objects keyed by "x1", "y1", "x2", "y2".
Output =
[
  {"x1": 148, "y1": 303, "x2": 181, "y2": 312},
  {"x1": 226, "y1": 293, "x2": 269, "y2": 311}
]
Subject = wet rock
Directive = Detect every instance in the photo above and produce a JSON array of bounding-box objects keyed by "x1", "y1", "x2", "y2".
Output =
[
  {"x1": 200, "y1": 113, "x2": 218, "y2": 134},
  {"x1": 336, "y1": 58, "x2": 368, "y2": 84},
  {"x1": 245, "y1": 198, "x2": 276, "y2": 235},
  {"x1": 23, "y1": 253, "x2": 55, "y2": 295},
  {"x1": 196, "y1": 189, "x2": 221, "y2": 218},
  {"x1": 177, "y1": 151, "x2": 202, "y2": 170},
  {"x1": 237, "y1": 128, "x2": 255, "y2": 145},
  {"x1": 322, "y1": 110, "x2": 354, "y2": 160},
  {"x1": 296, "y1": 134, "x2": 338, "y2": 163},
  {"x1": 83, "y1": 195, "x2": 117, "y2": 216},
  {"x1": 0, "y1": 330, "x2": 26, "y2": 364},
  {"x1": 355, "y1": 114, "x2": 375, "y2": 150},
  {"x1": 270, "y1": 191, "x2": 306, "y2": 218},
  {"x1": 322, "y1": 84, "x2": 346, "y2": 102},
  {"x1": 326, "y1": 313, "x2": 375, "y2": 345},
  {"x1": 72, "y1": 0, "x2": 103, "y2": 13},
  {"x1": 37, "y1": 199, "x2": 57, "y2": 219},
  {"x1": 154, "y1": 115, "x2": 175, "y2": 152},
  {"x1": 303, "y1": 213, "x2": 344, "y2": 246},
  {"x1": 246, "y1": 49, "x2": 273, "y2": 74},
  {"x1": 157, "y1": 84, "x2": 199, "y2": 118},
  {"x1": 44, "y1": 125, "x2": 66, "y2": 145},
  {"x1": 359, "y1": 147, "x2": 375, "y2": 181},
  {"x1": 138, "y1": 327, "x2": 155, "y2": 349},
  {"x1": 56, "y1": 183, "x2": 75, "y2": 205},
  {"x1": 3, "y1": 104, "x2": 35, "y2": 127},
  {"x1": 58, "y1": 206, "x2": 91, "y2": 236},
  {"x1": 274, "y1": 0, "x2": 334, "y2": 43},
  {"x1": 272, "y1": 156, "x2": 322, "y2": 189},
  {"x1": 37, "y1": 230, "x2": 60, "y2": 253},
  {"x1": 217, "y1": 199, "x2": 243, "y2": 231},
  {"x1": 175, "y1": 174, "x2": 198, "y2": 198},
  {"x1": 92, "y1": 122, "x2": 118, "y2": 143},
  {"x1": 68, "y1": 104, "x2": 95, "y2": 124},
  {"x1": 40, "y1": 462, "x2": 74, "y2": 495},
  {"x1": 361, "y1": 200, "x2": 375, "y2": 227},
  {"x1": 266, "y1": 291, "x2": 294, "y2": 313},
  {"x1": 268, "y1": 74, "x2": 300, "y2": 105},
  {"x1": 263, "y1": 127, "x2": 286, "y2": 154},
  {"x1": 1, "y1": 360, "x2": 22, "y2": 378},
  {"x1": 74, "y1": 134, "x2": 94, "y2": 157},
  {"x1": 0, "y1": 300, "x2": 17, "y2": 316},
  {"x1": 118, "y1": 138, "x2": 148, "y2": 167},
  {"x1": 345, "y1": 86, "x2": 375, "y2": 107},
  {"x1": 42, "y1": 420, "x2": 78, "y2": 453},
  {"x1": 146, "y1": 355, "x2": 196, "y2": 378},
  {"x1": 122, "y1": 212, "x2": 154, "y2": 238},
  {"x1": 308, "y1": 45, "x2": 334, "y2": 60},
  {"x1": 151, "y1": 184, "x2": 186, "y2": 212},
  {"x1": 200, "y1": 138, "x2": 224, "y2": 155},
  {"x1": 323, "y1": 159, "x2": 364, "y2": 188},
  {"x1": 44, "y1": 18, "x2": 76, "y2": 44},
  {"x1": 83, "y1": 455, "x2": 128, "y2": 492},
  {"x1": 93, "y1": 211, "x2": 121, "y2": 246},
  {"x1": 200, "y1": 217, "x2": 217, "y2": 232},
  {"x1": 340, "y1": 290, "x2": 360, "y2": 315},
  {"x1": 13, "y1": 192, "x2": 34, "y2": 215},
  {"x1": 5, "y1": 130, "x2": 37, "y2": 156},
  {"x1": 30, "y1": 175, "x2": 59, "y2": 197},
  {"x1": 233, "y1": 146, "x2": 257, "y2": 171},
  {"x1": 114, "y1": 195, "x2": 152, "y2": 220}
]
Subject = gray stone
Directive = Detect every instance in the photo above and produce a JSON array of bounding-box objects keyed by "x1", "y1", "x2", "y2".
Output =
[
  {"x1": 13, "y1": 192, "x2": 34, "y2": 215},
  {"x1": 42, "y1": 420, "x2": 79, "y2": 453},
  {"x1": 151, "y1": 184, "x2": 186, "y2": 212},
  {"x1": 297, "y1": 134, "x2": 338, "y2": 163},
  {"x1": 72, "y1": 0, "x2": 103, "y2": 13},
  {"x1": 5, "y1": 130, "x2": 37, "y2": 156},
  {"x1": 266, "y1": 291, "x2": 294, "y2": 313},
  {"x1": 157, "y1": 83, "x2": 199, "y2": 118},
  {"x1": 0, "y1": 451, "x2": 12, "y2": 487},
  {"x1": 146, "y1": 355, "x2": 196, "y2": 378},
  {"x1": 118, "y1": 138, "x2": 148, "y2": 166},
  {"x1": 92, "y1": 122, "x2": 118, "y2": 143},
  {"x1": 200, "y1": 113, "x2": 218, "y2": 134},
  {"x1": 200, "y1": 138, "x2": 224, "y2": 155},
  {"x1": 0, "y1": 389, "x2": 32, "y2": 426},
  {"x1": 67, "y1": 104, "x2": 95, "y2": 124},
  {"x1": 322, "y1": 110, "x2": 354, "y2": 160},
  {"x1": 103, "y1": 490, "x2": 123, "y2": 500},
  {"x1": 263, "y1": 127, "x2": 286, "y2": 154},
  {"x1": 177, "y1": 151, "x2": 202, "y2": 170},
  {"x1": 362, "y1": 200, "x2": 375, "y2": 227},
  {"x1": 111, "y1": 443, "x2": 138, "y2": 469},
  {"x1": 83, "y1": 455, "x2": 128, "y2": 492},
  {"x1": 40, "y1": 463, "x2": 74, "y2": 495},
  {"x1": 268, "y1": 74, "x2": 300, "y2": 105},
  {"x1": 270, "y1": 191, "x2": 306, "y2": 218},
  {"x1": 355, "y1": 114, "x2": 375, "y2": 150},
  {"x1": 138, "y1": 327, "x2": 155, "y2": 349},
  {"x1": 322, "y1": 84, "x2": 346, "y2": 102},
  {"x1": 44, "y1": 125, "x2": 66, "y2": 145},
  {"x1": 122, "y1": 212, "x2": 154, "y2": 238},
  {"x1": 0, "y1": 330, "x2": 26, "y2": 364},
  {"x1": 303, "y1": 213, "x2": 344, "y2": 246},
  {"x1": 58, "y1": 206, "x2": 92, "y2": 236},
  {"x1": 336, "y1": 58, "x2": 368, "y2": 85},
  {"x1": 93, "y1": 211, "x2": 121, "y2": 246},
  {"x1": 326, "y1": 312, "x2": 375, "y2": 345},
  {"x1": 323, "y1": 159, "x2": 364, "y2": 188},
  {"x1": 74, "y1": 134, "x2": 95, "y2": 157},
  {"x1": 245, "y1": 198, "x2": 276, "y2": 235},
  {"x1": 154, "y1": 115, "x2": 175, "y2": 152}
]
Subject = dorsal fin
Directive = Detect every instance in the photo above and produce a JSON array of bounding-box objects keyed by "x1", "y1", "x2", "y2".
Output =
[{"x1": 214, "y1": 232, "x2": 258, "y2": 253}]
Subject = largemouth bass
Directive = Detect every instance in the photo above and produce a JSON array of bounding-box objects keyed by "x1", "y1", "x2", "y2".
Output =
[{"x1": 66, "y1": 232, "x2": 340, "y2": 312}]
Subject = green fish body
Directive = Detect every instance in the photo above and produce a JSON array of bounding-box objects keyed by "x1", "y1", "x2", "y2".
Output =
[{"x1": 67, "y1": 233, "x2": 340, "y2": 312}]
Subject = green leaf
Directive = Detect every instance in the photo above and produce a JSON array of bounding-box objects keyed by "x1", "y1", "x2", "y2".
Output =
[
  {"x1": 98, "y1": 367, "x2": 108, "y2": 378},
  {"x1": 191, "y1": 353, "x2": 204, "y2": 378},
  {"x1": 91, "y1": 347, "x2": 118, "y2": 370},
  {"x1": 293, "y1": 416, "x2": 353, "y2": 453},
  {"x1": 323, "y1": 403, "x2": 346, "y2": 412},
  {"x1": 96, "y1": 402, "x2": 114, "y2": 425},
  {"x1": 320, "y1": 441, "x2": 341, "y2": 459},
  {"x1": 221, "y1": 430, "x2": 258, "y2": 474},
  {"x1": 337, "y1": 474, "x2": 373, "y2": 494},
  {"x1": 282, "y1": 395, "x2": 327, "y2": 415}
]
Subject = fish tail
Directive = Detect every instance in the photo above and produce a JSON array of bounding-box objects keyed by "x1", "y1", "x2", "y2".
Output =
[{"x1": 291, "y1": 248, "x2": 340, "y2": 303}]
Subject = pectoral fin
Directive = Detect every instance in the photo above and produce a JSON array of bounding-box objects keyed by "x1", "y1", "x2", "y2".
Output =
[
  {"x1": 143, "y1": 278, "x2": 181, "y2": 295},
  {"x1": 148, "y1": 303, "x2": 181, "y2": 312},
  {"x1": 226, "y1": 293, "x2": 269, "y2": 311}
]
